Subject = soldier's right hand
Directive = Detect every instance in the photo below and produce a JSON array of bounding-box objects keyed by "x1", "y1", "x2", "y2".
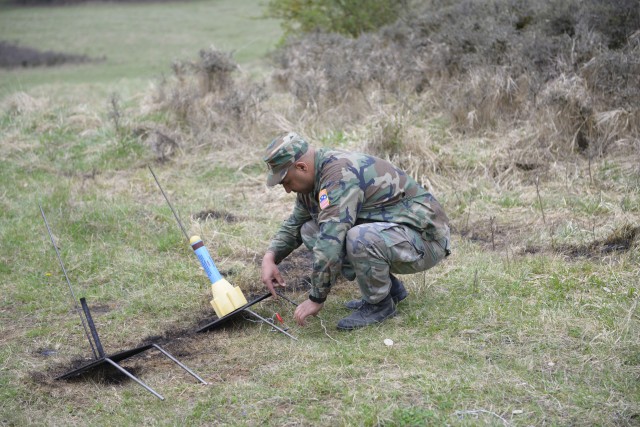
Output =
[{"x1": 261, "y1": 251, "x2": 286, "y2": 298}]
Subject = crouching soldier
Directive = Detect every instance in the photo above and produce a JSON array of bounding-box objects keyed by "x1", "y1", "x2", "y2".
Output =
[{"x1": 261, "y1": 132, "x2": 451, "y2": 330}]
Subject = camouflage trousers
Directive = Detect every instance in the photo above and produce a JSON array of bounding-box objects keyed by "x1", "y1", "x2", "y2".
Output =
[{"x1": 301, "y1": 221, "x2": 450, "y2": 304}]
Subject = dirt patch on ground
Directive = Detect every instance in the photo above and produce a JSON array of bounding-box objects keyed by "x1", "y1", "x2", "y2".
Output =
[
  {"x1": 455, "y1": 218, "x2": 530, "y2": 252},
  {"x1": 557, "y1": 224, "x2": 640, "y2": 259},
  {"x1": 38, "y1": 315, "x2": 220, "y2": 385},
  {"x1": 510, "y1": 223, "x2": 640, "y2": 259},
  {"x1": 272, "y1": 248, "x2": 313, "y2": 292},
  {"x1": 0, "y1": 41, "x2": 100, "y2": 69},
  {"x1": 29, "y1": 243, "x2": 309, "y2": 396},
  {"x1": 39, "y1": 352, "x2": 144, "y2": 384},
  {"x1": 36, "y1": 285, "x2": 305, "y2": 387},
  {"x1": 455, "y1": 219, "x2": 639, "y2": 261},
  {"x1": 193, "y1": 209, "x2": 240, "y2": 223}
]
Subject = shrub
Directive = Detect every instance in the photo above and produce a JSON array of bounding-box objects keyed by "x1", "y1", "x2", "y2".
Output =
[
  {"x1": 269, "y1": 0, "x2": 639, "y2": 149},
  {"x1": 366, "y1": 113, "x2": 406, "y2": 157},
  {"x1": 579, "y1": 0, "x2": 640, "y2": 50},
  {"x1": 264, "y1": 0, "x2": 408, "y2": 39},
  {"x1": 144, "y1": 47, "x2": 269, "y2": 144}
]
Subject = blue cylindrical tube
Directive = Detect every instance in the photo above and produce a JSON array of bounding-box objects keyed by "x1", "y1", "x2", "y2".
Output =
[{"x1": 190, "y1": 237, "x2": 223, "y2": 284}]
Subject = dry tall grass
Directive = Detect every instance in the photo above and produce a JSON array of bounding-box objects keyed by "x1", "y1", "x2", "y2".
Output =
[
  {"x1": 137, "y1": 0, "x2": 639, "y2": 255},
  {"x1": 142, "y1": 0, "x2": 638, "y2": 166}
]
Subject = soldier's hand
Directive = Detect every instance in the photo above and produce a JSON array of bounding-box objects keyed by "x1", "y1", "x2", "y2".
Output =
[
  {"x1": 261, "y1": 251, "x2": 285, "y2": 298},
  {"x1": 294, "y1": 299, "x2": 323, "y2": 326}
]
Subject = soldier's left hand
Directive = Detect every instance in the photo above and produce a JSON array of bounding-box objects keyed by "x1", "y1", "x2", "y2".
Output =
[{"x1": 293, "y1": 299, "x2": 324, "y2": 326}]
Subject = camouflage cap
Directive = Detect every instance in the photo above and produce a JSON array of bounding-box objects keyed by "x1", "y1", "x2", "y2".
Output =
[{"x1": 263, "y1": 132, "x2": 309, "y2": 186}]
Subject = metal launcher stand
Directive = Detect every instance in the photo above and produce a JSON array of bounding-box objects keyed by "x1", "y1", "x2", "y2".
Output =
[
  {"x1": 40, "y1": 204, "x2": 207, "y2": 400},
  {"x1": 148, "y1": 166, "x2": 299, "y2": 341},
  {"x1": 196, "y1": 292, "x2": 299, "y2": 340},
  {"x1": 58, "y1": 298, "x2": 207, "y2": 400}
]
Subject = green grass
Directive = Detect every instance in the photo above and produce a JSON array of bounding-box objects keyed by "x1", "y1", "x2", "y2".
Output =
[
  {"x1": 1, "y1": 1, "x2": 639, "y2": 426},
  {"x1": 0, "y1": 0, "x2": 282, "y2": 98}
]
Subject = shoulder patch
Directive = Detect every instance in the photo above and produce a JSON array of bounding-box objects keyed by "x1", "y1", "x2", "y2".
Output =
[{"x1": 318, "y1": 188, "x2": 330, "y2": 209}]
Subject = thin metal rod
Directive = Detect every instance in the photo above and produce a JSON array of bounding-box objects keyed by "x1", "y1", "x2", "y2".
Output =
[
  {"x1": 148, "y1": 166, "x2": 189, "y2": 241},
  {"x1": 276, "y1": 291, "x2": 299, "y2": 307},
  {"x1": 149, "y1": 167, "x2": 296, "y2": 342},
  {"x1": 152, "y1": 344, "x2": 208, "y2": 384},
  {"x1": 103, "y1": 358, "x2": 164, "y2": 400},
  {"x1": 245, "y1": 308, "x2": 298, "y2": 341},
  {"x1": 39, "y1": 203, "x2": 98, "y2": 360},
  {"x1": 80, "y1": 298, "x2": 105, "y2": 358}
]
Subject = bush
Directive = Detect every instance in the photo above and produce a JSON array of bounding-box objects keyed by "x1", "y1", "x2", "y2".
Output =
[
  {"x1": 579, "y1": 0, "x2": 640, "y2": 50},
  {"x1": 144, "y1": 47, "x2": 269, "y2": 144},
  {"x1": 264, "y1": 0, "x2": 407, "y2": 39},
  {"x1": 269, "y1": 0, "x2": 640, "y2": 152}
]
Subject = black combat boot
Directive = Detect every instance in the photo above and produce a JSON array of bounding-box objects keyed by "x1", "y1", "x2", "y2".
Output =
[
  {"x1": 344, "y1": 274, "x2": 408, "y2": 310},
  {"x1": 337, "y1": 293, "x2": 397, "y2": 330}
]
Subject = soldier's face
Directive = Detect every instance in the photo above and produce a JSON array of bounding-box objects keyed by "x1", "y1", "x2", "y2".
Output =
[{"x1": 281, "y1": 161, "x2": 314, "y2": 194}]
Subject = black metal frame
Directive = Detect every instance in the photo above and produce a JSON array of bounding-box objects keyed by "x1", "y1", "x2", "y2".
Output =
[
  {"x1": 196, "y1": 293, "x2": 271, "y2": 332},
  {"x1": 41, "y1": 196, "x2": 299, "y2": 402},
  {"x1": 196, "y1": 292, "x2": 298, "y2": 341},
  {"x1": 57, "y1": 297, "x2": 207, "y2": 400},
  {"x1": 40, "y1": 204, "x2": 208, "y2": 400}
]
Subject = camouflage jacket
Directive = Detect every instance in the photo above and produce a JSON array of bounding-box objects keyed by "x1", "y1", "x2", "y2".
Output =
[{"x1": 268, "y1": 148, "x2": 449, "y2": 302}]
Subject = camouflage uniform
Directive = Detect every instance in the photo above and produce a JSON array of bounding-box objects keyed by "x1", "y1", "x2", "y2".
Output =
[{"x1": 265, "y1": 133, "x2": 450, "y2": 304}]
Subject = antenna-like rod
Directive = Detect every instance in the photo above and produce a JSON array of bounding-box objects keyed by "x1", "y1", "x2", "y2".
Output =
[
  {"x1": 148, "y1": 166, "x2": 189, "y2": 241},
  {"x1": 39, "y1": 204, "x2": 98, "y2": 359}
]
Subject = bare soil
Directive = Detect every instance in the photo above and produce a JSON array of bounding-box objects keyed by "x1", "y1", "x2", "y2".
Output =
[
  {"x1": 457, "y1": 218, "x2": 639, "y2": 260},
  {"x1": 193, "y1": 208, "x2": 240, "y2": 223},
  {"x1": 558, "y1": 224, "x2": 640, "y2": 259},
  {"x1": 31, "y1": 245, "x2": 313, "y2": 391},
  {"x1": 0, "y1": 41, "x2": 98, "y2": 68}
]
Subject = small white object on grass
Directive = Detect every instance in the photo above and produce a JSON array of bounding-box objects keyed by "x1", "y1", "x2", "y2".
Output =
[{"x1": 384, "y1": 338, "x2": 394, "y2": 346}]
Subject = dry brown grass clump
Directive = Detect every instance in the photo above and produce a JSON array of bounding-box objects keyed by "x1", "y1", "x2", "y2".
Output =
[
  {"x1": 267, "y1": 0, "x2": 639, "y2": 161},
  {"x1": 270, "y1": 32, "x2": 416, "y2": 115},
  {"x1": 139, "y1": 0, "x2": 638, "y2": 194},
  {"x1": 0, "y1": 91, "x2": 48, "y2": 115},
  {"x1": 144, "y1": 46, "x2": 270, "y2": 150},
  {"x1": 133, "y1": 123, "x2": 182, "y2": 162}
]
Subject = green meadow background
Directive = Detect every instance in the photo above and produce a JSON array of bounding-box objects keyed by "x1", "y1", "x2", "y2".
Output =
[{"x1": 1, "y1": 1, "x2": 638, "y2": 426}]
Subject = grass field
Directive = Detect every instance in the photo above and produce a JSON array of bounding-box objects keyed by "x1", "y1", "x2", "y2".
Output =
[
  {"x1": 0, "y1": 0, "x2": 281, "y2": 98},
  {"x1": 1, "y1": 0, "x2": 639, "y2": 426}
]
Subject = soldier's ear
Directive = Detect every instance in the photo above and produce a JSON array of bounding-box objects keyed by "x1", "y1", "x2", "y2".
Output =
[{"x1": 294, "y1": 161, "x2": 309, "y2": 172}]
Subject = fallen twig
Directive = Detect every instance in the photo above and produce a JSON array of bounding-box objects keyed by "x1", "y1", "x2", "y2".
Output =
[
  {"x1": 319, "y1": 318, "x2": 339, "y2": 343},
  {"x1": 535, "y1": 175, "x2": 546, "y2": 226},
  {"x1": 490, "y1": 216, "x2": 496, "y2": 250},
  {"x1": 473, "y1": 269, "x2": 479, "y2": 294}
]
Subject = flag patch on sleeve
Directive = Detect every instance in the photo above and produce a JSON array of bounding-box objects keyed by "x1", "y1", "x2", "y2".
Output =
[{"x1": 318, "y1": 189, "x2": 330, "y2": 209}]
